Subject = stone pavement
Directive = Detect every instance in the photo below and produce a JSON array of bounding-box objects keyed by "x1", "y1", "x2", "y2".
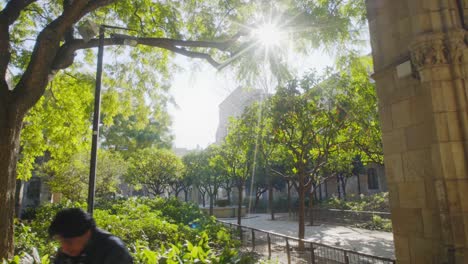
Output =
[{"x1": 221, "y1": 213, "x2": 395, "y2": 259}]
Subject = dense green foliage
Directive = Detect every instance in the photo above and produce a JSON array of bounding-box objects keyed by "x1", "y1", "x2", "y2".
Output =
[
  {"x1": 9, "y1": 198, "x2": 255, "y2": 263},
  {"x1": 319, "y1": 192, "x2": 389, "y2": 212},
  {"x1": 126, "y1": 148, "x2": 184, "y2": 196}
]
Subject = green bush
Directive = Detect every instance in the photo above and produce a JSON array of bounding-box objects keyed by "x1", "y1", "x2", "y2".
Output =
[
  {"x1": 319, "y1": 192, "x2": 389, "y2": 212},
  {"x1": 355, "y1": 215, "x2": 393, "y2": 232},
  {"x1": 215, "y1": 199, "x2": 230, "y2": 207},
  {"x1": 7, "y1": 197, "x2": 255, "y2": 264}
]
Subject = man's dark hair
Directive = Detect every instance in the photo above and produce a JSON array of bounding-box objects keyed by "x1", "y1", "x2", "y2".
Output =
[{"x1": 48, "y1": 208, "x2": 96, "y2": 238}]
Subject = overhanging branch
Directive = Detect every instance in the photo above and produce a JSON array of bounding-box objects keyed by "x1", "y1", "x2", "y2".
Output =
[
  {"x1": 52, "y1": 34, "x2": 248, "y2": 70},
  {"x1": 0, "y1": 0, "x2": 37, "y2": 26}
]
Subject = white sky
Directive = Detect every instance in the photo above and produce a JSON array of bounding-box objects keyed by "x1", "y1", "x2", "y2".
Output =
[{"x1": 169, "y1": 49, "x2": 334, "y2": 150}]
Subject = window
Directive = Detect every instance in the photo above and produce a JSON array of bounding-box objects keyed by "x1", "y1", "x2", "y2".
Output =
[{"x1": 367, "y1": 168, "x2": 379, "y2": 190}]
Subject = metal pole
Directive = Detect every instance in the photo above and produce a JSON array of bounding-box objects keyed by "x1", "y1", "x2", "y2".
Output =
[
  {"x1": 251, "y1": 229, "x2": 255, "y2": 251},
  {"x1": 286, "y1": 238, "x2": 291, "y2": 264},
  {"x1": 310, "y1": 242, "x2": 316, "y2": 264},
  {"x1": 87, "y1": 25, "x2": 105, "y2": 215},
  {"x1": 267, "y1": 233, "x2": 271, "y2": 259}
]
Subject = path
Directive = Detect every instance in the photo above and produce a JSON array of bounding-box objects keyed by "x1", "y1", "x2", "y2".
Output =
[{"x1": 221, "y1": 213, "x2": 395, "y2": 259}]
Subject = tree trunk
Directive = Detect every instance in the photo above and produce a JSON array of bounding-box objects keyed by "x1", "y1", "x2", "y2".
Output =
[
  {"x1": 201, "y1": 192, "x2": 206, "y2": 207},
  {"x1": 318, "y1": 183, "x2": 322, "y2": 201},
  {"x1": 287, "y1": 181, "x2": 292, "y2": 217},
  {"x1": 237, "y1": 182, "x2": 243, "y2": 226},
  {"x1": 254, "y1": 192, "x2": 261, "y2": 213},
  {"x1": 324, "y1": 179, "x2": 328, "y2": 198},
  {"x1": 268, "y1": 181, "x2": 274, "y2": 220},
  {"x1": 298, "y1": 175, "x2": 305, "y2": 250},
  {"x1": 337, "y1": 175, "x2": 341, "y2": 199},
  {"x1": 0, "y1": 108, "x2": 24, "y2": 259},
  {"x1": 341, "y1": 177, "x2": 347, "y2": 201},
  {"x1": 184, "y1": 190, "x2": 188, "y2": 202},
  {"x1": 356, "y1": 173, "x2": 361, "y2": 196},
  {"x1": 309, "y1": 188, "x2": 314, "y2": 226},
  {"x1": 209, "y1": 192, "x2": 214, "y2": 216},
  {"x1": 15, "y1": 179, "x2": 24, "y2": 218}
]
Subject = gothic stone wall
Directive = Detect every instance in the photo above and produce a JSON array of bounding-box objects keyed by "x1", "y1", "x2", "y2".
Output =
[{"x1": 366, "y1": 0, "x2": 468, "y2": 263}]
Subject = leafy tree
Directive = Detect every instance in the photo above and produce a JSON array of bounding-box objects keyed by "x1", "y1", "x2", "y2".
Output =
[
  {"x1": 183, "y1": 147, "x2": 225, "y2": 215},
  {"x1": 337, "y1": 55, "x2": 382, "y2": 165},
  {"x1": 183, "y1": 150, "x2": 209, "y2": 207},
  {"x1": 270, "y1": 71, "x2": 348, "y2": 245},
  {"x1": 221, "y1": 113, "x2": 258, "y2": 226},
  {"x1": 44, "y1": 149, "x2": 127, "y2": 202},
  {"x1": 0, "y1": 0, "x2": 366, "y2": 258},
  {"x1": 235, "y1": 101, "x2": 284, "y2": 219},
  {"x1": 126, "y1": 148, "x2": 183, "y2": 196},
  {"x1": 18, "y1": 72, "x2": 94, "y2": 181}
]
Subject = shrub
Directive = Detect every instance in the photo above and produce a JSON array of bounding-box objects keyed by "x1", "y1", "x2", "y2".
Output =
[
  {"x1": 8, "y1": 197, "x2": 254, "y2": 264},
  {"x1": 215, "y1": 199, "x2": 230, "y2": 207},
  {"x1": 355, "y1": 215, "x2": 393, "y2": 232}
]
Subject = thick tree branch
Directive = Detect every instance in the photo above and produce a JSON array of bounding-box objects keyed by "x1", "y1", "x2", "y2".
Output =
[
  {"x1": 0, "y1": 0, "x2": 37, "y2": 25},
  {"x1": 0, "y1": 1, "x2": 37, "y2": 96},
  {"x1": 11, "y1": 0, "x2": 103, "y2": 114},
  {"x1": 52, "y1": 34, "x2": 245, "y2": 70}
]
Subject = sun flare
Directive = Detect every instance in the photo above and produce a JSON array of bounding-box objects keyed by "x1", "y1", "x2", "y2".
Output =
[{"x1": 255, "y1": 23, "x2": 281, "y2": 47}]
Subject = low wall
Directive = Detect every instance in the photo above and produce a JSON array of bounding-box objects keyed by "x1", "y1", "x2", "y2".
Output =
[{"x1": 201, "y1": 206, "x2": 247, "y2": 218}]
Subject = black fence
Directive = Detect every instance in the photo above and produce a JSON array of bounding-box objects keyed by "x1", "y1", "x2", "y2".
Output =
[{"x1": 219, "y1": 221, "x2": 395, "y2": 264}]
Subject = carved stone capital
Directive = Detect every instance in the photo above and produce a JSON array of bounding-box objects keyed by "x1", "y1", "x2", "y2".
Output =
[{"x1": 409, "y1": 30, "x2": 467, "y2": 71}]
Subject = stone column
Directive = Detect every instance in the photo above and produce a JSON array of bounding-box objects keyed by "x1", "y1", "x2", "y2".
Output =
[{"x1": 366, "y1": 0, "x2": 468, "y2": 263}]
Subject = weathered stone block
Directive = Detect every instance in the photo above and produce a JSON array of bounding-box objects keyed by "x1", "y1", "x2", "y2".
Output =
[
  {"x1": 449, "y1": 214, "x2": 467, "y2": 247},
  {"x1": 409, "y1": 237, "x2": 435, "y2": 263},
  {"x1": 405, "y1": 122, "x2": 434, "y2": 150},
  {"x1": 379, "y1": 104, "x2": 393, "y2": 132},
  {"x1": 464, "y1": 214, "x2": 468, "y2": 246},
  {"x1": 438, "y1": 142, "x2": 467, "y2": 179},
  {"x1": 387, "y1": 183, "x2": 400, "y2": 209},
  {"x1": 431, "y1": 145, "x2": 444, "y2": 179},
  {"x1": 394, "y1": 234, "x2": 411, "y2": 262},
  {"x1": 385, "y1": 153, "x2": 405, "y2": 182},
  {"x1": 424, "y1": 181, "x2": 439, "y2": 210},
  {"x1": 422, "y1": 209, "x2": 441, "y2": 239},
  {"x1": 445, "y1": 180, "x2": 462, "y2": 211},
  {"x1": 452, "y1": 141, "x2": 468, "y2": 179},
  {"x1": 392, "y1": 208, "x2": 424, "y2": 235},
  {"x1": 403, "y1": 149, "x2": 432, "y2": 181},
  {"x1": 399, "y1": 181, "x2": 427, "y2": 209},
  {"x1": 410, "y1": 91, "x2": 431, "y2": 124},
  {"x1": 383, "y1": 129, "x2": 407, "y2": 154},
  {"x1": 392, "y1": 99, "x2": 412, "y2": 128},
  {"x1": 459, "y1": 180, "x2": 468, "y2": 213},
  {"x1": 434, "y1": 113, "x2": 450, "y2": 142}
]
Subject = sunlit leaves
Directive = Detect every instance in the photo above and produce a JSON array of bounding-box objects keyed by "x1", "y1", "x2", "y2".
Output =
[
  {"x1": 18, "y1": 72, "x2": 94, "y2": 180},
  {"x1": 126, "y1": 148, "x2": 184, "y2": 196}
]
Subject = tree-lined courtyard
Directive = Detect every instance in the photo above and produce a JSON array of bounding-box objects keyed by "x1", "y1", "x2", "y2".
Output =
[{"x1": 0, "y1": 0, "x2": 369, "y2": 260}]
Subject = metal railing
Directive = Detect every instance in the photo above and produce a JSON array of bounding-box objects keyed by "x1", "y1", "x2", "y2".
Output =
[{"x1": 219, "y1": 221, "x2": 395, "y2": 264}]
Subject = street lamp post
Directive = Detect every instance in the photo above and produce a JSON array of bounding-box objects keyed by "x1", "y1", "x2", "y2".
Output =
[
  {"x1": 85, "y1": 24, "x2": 137, "y2": 215},
  {"x1": 87, "y1": 25, "x2": 105, "y2": 215}
]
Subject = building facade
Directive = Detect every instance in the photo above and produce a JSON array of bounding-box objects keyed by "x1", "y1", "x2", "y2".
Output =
[{"x1": 215, "y1": 86, "x2": 265, "y2": 143}]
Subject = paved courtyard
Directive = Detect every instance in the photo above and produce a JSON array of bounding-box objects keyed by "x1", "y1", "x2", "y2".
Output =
[{"x1": 221, "y1": 213, "x2": 395, "y2": 259}]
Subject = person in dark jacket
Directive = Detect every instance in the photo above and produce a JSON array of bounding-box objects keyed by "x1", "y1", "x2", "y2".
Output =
[{"x1": 48, "y1": 208, "x2": 133, "y2": 264}]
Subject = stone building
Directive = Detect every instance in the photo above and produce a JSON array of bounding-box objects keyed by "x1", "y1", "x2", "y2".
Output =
[
  {"x1": 366, "y1": 0, "x2": 468, "y2": 262},
  {"x1": 215, "y1": 86, "x2": 266, "y2": 143},
  {"x1": 317, "y1": 163, "x2": 388, "y2": 200}
]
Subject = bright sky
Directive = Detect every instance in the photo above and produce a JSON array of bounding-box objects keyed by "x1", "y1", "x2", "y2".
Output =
[{"x1": 169, "y1": 49, "x2": 334, "y2": 150}]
